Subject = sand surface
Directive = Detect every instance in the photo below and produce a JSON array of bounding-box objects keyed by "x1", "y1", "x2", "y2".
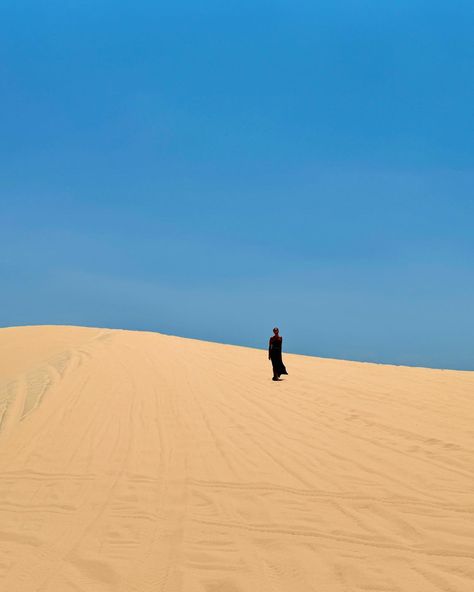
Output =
[{"x1": 0, "y1": 325, "x2": 473, "y2": 591}]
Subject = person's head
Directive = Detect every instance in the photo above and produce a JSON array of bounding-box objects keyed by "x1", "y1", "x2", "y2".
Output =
[{"x1": 273, "y1": 327, "x2": 279, "y2": 335}]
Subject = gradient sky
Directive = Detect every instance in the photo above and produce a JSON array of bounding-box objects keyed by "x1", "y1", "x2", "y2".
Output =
[{"x1": 1, "y1": 0, "x2": 473, "y2": 369}]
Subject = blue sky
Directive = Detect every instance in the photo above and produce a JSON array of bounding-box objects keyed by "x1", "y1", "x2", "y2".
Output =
[{"x1": 1, "y1": 0, "x2": 473, "y2": 369}]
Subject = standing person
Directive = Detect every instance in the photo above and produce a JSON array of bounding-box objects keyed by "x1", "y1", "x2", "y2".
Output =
[{"x1": 268, "y1": 327, "x2": 288, "y2": 381}]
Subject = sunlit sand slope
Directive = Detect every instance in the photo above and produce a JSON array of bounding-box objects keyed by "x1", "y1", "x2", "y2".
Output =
[{"x1": 0, "y1": 325, "x2": 473, "y2": 592}]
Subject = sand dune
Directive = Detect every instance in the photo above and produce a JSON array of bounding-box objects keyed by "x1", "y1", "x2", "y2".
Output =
[{"x1": 0, "y1": 326, "x2": 473, "y2": 591}]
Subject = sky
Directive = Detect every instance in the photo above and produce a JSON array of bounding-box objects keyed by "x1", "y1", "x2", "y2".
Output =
[{"x1": 1, "y1": 0, "x2": 473, "y2": 370}]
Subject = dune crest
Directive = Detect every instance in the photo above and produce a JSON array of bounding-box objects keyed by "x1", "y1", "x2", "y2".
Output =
[{"x1": 0, "y1": 325, "x2": 473, "y2": 591}]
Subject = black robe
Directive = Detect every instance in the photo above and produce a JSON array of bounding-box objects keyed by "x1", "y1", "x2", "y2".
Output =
[{"x1": 269, "y1": 336, "x2": 288, "y2": 377}]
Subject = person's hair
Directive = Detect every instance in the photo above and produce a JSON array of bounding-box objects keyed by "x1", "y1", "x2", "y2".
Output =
[{"x1": 273, "y1": 327, "x2": 279, "y2": 332}]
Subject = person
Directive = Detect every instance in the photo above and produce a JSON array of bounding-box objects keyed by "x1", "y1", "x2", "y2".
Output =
[{"x1": 268, "y1": 327, "x2": 288, "y2": 381}]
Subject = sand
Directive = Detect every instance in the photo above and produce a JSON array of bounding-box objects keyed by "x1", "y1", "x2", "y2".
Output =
[{"x1": 0, "y1": 325, "x2": 473, "y2": 592}]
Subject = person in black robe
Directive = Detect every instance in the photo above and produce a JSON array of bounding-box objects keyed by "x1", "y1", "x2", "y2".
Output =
[{"x1": 268, "y1": 327, "x2": 288, "y2": 381}]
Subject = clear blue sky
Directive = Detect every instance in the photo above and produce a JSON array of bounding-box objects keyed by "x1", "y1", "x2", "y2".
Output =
[{"x1": 1, "y1": 1, "x2": 473, "y2": 369}]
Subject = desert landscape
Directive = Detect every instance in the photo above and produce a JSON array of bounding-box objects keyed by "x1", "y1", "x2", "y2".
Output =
[{"x1": 0, "y1": 325, "x2": 473, "y2": 592}]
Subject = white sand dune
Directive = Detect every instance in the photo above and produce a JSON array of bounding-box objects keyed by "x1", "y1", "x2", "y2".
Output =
[{"x1": 0, "y1": 325, "x2": 473, "y2": 592}]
